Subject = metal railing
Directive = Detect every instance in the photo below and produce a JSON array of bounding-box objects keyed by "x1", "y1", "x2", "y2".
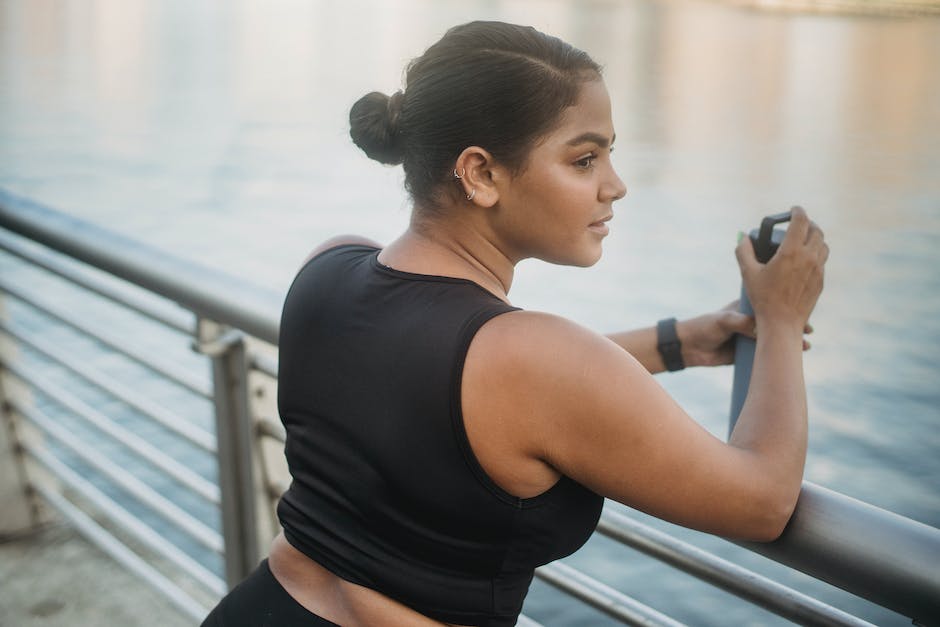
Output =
[{"x1": 1, "y1": 189, "x2": 938, "y2": 627}]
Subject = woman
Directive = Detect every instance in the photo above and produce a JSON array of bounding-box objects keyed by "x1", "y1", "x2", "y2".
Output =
[{"x1": 203, "y1": 20, "x2": 827, "y2": 627}]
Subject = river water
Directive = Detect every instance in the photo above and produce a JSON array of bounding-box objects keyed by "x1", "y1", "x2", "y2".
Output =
[{"x1": 1, "y1": 1, "x2": 938, "y2": 625}]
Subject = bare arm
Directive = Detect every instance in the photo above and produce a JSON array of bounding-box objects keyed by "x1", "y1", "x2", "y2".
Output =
[
  {"x1": 463, "y1": 208, "x2": 827, "y2": 541},
  {"x1": 605, "y1": 325, "x2": 663, "y2": 372},
  {"x1": 605, "y1": 308, "x2": 756, "y2": 374}
]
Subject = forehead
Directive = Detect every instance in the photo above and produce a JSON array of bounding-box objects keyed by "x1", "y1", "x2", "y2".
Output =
[{"x1": 547, "y1": 79, "x2": 614, "y2": 145}]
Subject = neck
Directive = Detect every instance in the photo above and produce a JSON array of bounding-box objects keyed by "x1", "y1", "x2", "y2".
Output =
[{"x1": 378, "y1": 207, "x2": 515, "y2": 301}]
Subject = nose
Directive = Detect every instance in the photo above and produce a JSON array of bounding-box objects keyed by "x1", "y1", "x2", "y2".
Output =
[{"x1": 602, "y1": 168, "x2": 627, "y2": 203}]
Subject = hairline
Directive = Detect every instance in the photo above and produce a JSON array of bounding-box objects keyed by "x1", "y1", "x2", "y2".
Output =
[{"x1": 506, "y1": 72, "x2": 606, "y2": 177}]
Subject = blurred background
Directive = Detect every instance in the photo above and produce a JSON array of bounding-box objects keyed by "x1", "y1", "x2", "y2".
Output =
[{"x1": 1, "y1": 0, "x2": 938, "y2": 625}]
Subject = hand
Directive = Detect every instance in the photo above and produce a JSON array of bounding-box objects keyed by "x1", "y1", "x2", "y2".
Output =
[
  {"x1": 678, "y1": 302, "x2": 814, "y2": 368},
  {"x1": 735, "y1": 206, "x2": 829, "y2": 335}
]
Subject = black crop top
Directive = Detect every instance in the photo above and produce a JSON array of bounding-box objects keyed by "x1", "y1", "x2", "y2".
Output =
[{"x1": 276, "y1": 245, "x2": 603, "y2": 626}]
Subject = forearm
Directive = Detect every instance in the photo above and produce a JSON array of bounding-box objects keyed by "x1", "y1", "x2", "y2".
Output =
[
  {"x1": 605, "y1": 326, "x2": 666, "y2": 374},
  {"x1": 607, "y1": 317, "x2": 710, "y2": 374},
  {"x1": 729, "y1": 322, "x2": 808, "y2": 503}
]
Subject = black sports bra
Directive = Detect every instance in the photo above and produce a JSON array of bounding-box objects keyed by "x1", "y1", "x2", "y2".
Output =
[{"x1": 276, "y1": 244, "x2": 603, "y2": 626}]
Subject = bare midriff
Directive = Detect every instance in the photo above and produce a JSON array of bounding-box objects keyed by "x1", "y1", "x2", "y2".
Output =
[{"x1": 267, "y1": 532, "x2": 469, "y2": 627}]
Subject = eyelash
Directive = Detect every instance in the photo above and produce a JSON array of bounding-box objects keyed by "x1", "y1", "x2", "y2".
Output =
[
  {"x1": 574, "y1": 153, "x2": 598, "y2": 169},
  {"x1": 574, "y1": 147, "x2": 614, "y2": 170}
]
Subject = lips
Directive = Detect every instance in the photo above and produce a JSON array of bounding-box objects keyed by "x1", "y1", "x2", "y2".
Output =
[
  {"x1": 588, "y1": 214, "x2": 613, "y2": 233},
  {"x1": 588, "y1": 215, "x2": 612, "y2": 235}
]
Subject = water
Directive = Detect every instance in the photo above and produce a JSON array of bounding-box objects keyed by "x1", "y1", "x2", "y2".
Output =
[{"x1": 1, "y1": 1, "x2": 938, "y2": 625}]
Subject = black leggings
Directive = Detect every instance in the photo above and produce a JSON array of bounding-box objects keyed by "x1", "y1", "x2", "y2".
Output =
[{"x1": 200, "y1": 559, "x2": 341, "y2": 626}]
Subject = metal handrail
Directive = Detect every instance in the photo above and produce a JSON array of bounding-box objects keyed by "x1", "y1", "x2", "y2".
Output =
[
  {"x1": 3, "y1": 189, "x2": 940, "y2": 625},
  {"x1": 0, "y1": 189, "x2": 280, "y2": 344},
  {"x1": 0, "y1": 321, "x2": 215, "y2": 452},
  {"x1": 597, "y1": 508, "x2": 877, "y2": 627},
  {"x1": 0, "y1": 276, "x2": 211, "y2": 397},
  {"x1": 33, "y1": 483, "x2": 210, "y2": 622},
  {"x1": 0, "y1": 230, "x2": 195, "y2": 335},
  {"x1": 23, "y1": 443, "x2": 226, "y2": 596},
  {"x1": 3, "y1": 355, "x2": 219, "y2": 503},
  {"x1": 739, "y1": 482, "x2": 940, "y2": 623},
  {"x1": 6, "y1": 387, "x2": 224, "y2": 554},
  {"x1": 535, "y1": 561, "x2": 687, "y2": 626}
]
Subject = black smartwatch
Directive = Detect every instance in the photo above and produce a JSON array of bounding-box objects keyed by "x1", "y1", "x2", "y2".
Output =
[{"x1": 656, "y1": 317, "x2": 685, "y2": 372}]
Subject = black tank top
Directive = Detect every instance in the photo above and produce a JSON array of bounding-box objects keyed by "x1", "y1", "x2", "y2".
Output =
[{"x1": 276, "y1": 245, "x2": 603, "y2": 626}]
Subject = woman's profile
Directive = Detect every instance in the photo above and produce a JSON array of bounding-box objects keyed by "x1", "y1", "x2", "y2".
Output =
[{"x1": 202, "y1": 20, "x2": 827, "y2": 627}]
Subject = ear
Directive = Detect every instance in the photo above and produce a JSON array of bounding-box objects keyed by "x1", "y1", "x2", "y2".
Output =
[{"x1": 454, "y1": 146, "x2": 503, "y2": 208}]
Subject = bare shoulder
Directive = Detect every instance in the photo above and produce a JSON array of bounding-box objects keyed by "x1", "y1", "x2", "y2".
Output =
[
  {"x1": 469, "y1": 310, "x2": 632, "y2": 382},
  {"x1": 473, "y1": 309, "x2": 603, "y2": 349},
  {"x1": 460, "y1": 310, "x2": 629, "y2": 498},
  {"x1": 301, "y1": 234, "x2": 383, "y2": 267},
  {"x1": 464, "y1": 309, "x2": 644, "y2": 458},
  {"x1": 466, "y1": 310, "x2": 651, "y2": 441}
]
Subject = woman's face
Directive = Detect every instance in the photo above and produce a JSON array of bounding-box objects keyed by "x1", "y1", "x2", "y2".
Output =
[{"x1": 492, "y1": 79, "x2": 627, "y2": 267}]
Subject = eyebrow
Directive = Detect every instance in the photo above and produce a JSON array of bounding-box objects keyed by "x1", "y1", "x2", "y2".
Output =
[{"x1": 566, "y1": 132, "x2": 616, "y2": 148}]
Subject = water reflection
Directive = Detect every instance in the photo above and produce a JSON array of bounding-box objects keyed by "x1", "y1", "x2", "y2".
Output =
[{"x1": 1, "y1": 1, "x2": 938, "y2": 625}]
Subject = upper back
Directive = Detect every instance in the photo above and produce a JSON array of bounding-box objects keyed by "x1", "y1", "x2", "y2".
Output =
[{"x1": 276, "y1": 244, "x2": 603, "y2": 626}]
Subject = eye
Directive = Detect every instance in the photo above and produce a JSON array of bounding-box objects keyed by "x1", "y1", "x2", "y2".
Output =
[{"x1": 574, "y1": 153, "x2": 597, "y2": 169}]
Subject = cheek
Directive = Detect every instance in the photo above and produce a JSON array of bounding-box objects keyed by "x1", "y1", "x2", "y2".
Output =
[
  {"x1": 536, "y1": 166, "x2": 586, "y2": 203},
  {"x1": 507, "y1": 164, "x2": 592, "y2": 230},
  {"x1": 544, "y1": 175, "x2": 595, "y2": 220}
]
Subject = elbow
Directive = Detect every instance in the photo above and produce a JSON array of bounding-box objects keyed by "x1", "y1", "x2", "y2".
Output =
[
  {"x1": 749, "y1": 512, "x2": 790, "y2": 542},
  {"x1": 746, "y1": 487, "x2": 800, "y2": 542}
]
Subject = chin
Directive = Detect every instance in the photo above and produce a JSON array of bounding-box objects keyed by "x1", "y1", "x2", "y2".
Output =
[
  {"x1": 578, "y1": 250, "x2": 604, "y2": 267},
  {"x1": 546, "y1": 245, "x2": 604, "y2": 268}
]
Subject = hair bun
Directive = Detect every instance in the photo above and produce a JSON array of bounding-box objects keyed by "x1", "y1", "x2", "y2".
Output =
[{"x1": 349, "y1": 91, "x2": 405, "y2": 165}]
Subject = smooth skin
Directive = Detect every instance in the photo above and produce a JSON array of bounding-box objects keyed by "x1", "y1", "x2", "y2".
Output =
[{"x1": 268, "y1": 78, "x2": 829, "y2": 626}]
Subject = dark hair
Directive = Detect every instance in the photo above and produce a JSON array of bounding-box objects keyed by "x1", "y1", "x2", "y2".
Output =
[{"x1": 349, "y1": 21, "x2": 602, "y2": 206}]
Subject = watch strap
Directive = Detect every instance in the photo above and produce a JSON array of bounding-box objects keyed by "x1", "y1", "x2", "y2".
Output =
[{"x1": 657, "y1": 317, "x2": 685, "y2": 372}]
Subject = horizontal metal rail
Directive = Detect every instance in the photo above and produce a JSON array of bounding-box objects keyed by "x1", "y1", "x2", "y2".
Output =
[
  {"x1": 250, "y1": 352, "x2": 278, "y2": 379},
  {"x1": 33, "y1": 481, "x2": 209, "y2": 622},
  {"x1": 597, "y1": 508, "x2": 875, "y2": 627},
  {"x1": 4, "y1": 359, "x2": 219, "y2": 504},
  {"x1": 0, "y1": 230, "x2": 195, "y2": 335},
  {"x1": 0, "y1": 189, "x2": 281, "y2": 345},
  {"x1": 24, "y1": 442, "x2": 226, "y2": 597},
  {"x1": 0, "y1": 278, "x2": 211, "y2": 398},
  {"x1": 8, "y1": 395, "x2": 223, "y2": 554},
  {"x1": 739, "y1": 482, "x2": 940, "y2": 624},
  {"x1": 0, "y1": 324, "x2": 215, "y2": 453},
  {"x1": 535, "y1": 561, "x2": 686, "y2": 626},
  {"x1": 256, "y1": 416, "x2": 286, "y2": 442}
]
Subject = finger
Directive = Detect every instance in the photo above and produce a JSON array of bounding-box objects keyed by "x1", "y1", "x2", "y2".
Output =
[
  {"x1": 806, "y1": 221, "x2": 824, "y2": 245},
  {"x1": 803, "y1": 339, "x2": 811, "y2": 351},
  {"x1": 804, "y1": 323, "x2": 814, "y2": 334},
  {"x1": 735, "y1": 234, "x2": 759, "y2": 276},
  {"x1": 722, "y1": 300, "x2": 740, "y2": 313},
  {"x1": 735, "y1": 311, "x2": 757, "y2": 337},
  {"x1": 723, "y1": 310, "x2": 756, "y2": 337},
  {"x1": 779, "y1": 206, "x2": 810, "y2": 254}
]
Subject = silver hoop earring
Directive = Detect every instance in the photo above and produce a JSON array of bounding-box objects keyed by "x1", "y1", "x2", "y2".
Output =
[
  {"x1": 466, "y1": 189, "x2": 476, "y2": 201},
  {"x1": 453, "y1": 168, "x2": 465, "y2": 180}
]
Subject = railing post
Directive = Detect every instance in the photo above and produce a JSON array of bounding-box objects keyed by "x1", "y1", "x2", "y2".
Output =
[
  {"x1": 197, "y1": 318, "x2": 265, "y2": 588},
  {"x1": 0, "y1": 308, "x2": 43, "y2": 534}
]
